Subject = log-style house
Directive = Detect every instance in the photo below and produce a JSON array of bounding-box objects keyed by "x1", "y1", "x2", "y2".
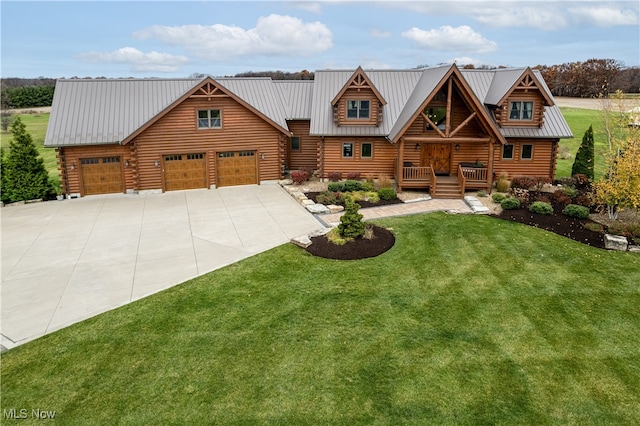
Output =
[{"x1": 45, "y1": 64, "x2": 572, "y2": 198}]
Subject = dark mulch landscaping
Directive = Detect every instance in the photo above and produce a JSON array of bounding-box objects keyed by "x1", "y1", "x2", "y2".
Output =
[
  {"x1": 304, "y1": 225, "x2": 395, "y2": 260},
  {"x1": 305, "y1": 192, "x2": 403, "y2": 209},
  {"x1": 492, "y1": 192, "x2": 606, "y2": 249}
]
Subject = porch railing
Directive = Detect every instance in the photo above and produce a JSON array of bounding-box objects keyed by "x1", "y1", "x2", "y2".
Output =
[
  {"x1": 457, "y1": 164, "x2": 467, "y2": 194},
  {"x1": 401, "y1": 166, "x2": 433, "y2": 188},
  {"x1": 460, "y1": 166, "x2": 489, "y2": 190}
]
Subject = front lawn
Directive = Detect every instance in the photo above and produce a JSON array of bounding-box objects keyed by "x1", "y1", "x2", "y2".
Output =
[
  {"x1": 2, "y1": 213, "x2": 639, "y2": 424},
  {"x1": 557, "y1": 107, "x2": 608, "y2": 180}
]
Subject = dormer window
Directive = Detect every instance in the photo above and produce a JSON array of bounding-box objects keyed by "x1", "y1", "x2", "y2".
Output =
[
  {"x1": 347, "y1": 100, "x2": 370, "y2": 119},
  {"x1": 509, "y1": 101, "x2": 533, "y2": 120}
]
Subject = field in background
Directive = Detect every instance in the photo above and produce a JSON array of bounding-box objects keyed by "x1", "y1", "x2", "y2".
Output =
[
  {"x1": 556, "y1": 108, "x2": 607, "y2": 180},
  {"x1": 0, "y1": 112, "x2": 57, "y2": 185}
]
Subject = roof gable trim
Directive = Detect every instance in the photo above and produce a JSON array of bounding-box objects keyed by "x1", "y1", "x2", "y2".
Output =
[
  {"x1": 330, "y1": 66, "x2": 387, "y2": 106},
  {"x1": 497, "y1": 67, "x2": 554, "y2": 107}
]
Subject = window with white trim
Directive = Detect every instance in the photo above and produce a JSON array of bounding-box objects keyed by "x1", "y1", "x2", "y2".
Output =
[
  {"x1": 347, "y1": 100, "x2": 370, "y2": 119},
  {"x1": 509, "y1": 101, "x2": 533, "y2": 120},
  {"x1": 197, "y1": 109, "x2": 221, "y2": 128},
  {"x1": 521, "y1": 144, "x2": 533, "y2": 159},
  {"x1": 361, "y1": 143, "x2": 372, "y2": 158},
  {"x1": 502, "y1": 144, "x2": 514, "y2": 159},
  {"x1": 342, "y1": 143, "x2": 354, "y2": 158}
]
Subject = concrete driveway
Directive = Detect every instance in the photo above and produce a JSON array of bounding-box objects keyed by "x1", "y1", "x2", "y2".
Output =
[{"x1": 1, "y1": 184, "x2": 323, "y2": 350}]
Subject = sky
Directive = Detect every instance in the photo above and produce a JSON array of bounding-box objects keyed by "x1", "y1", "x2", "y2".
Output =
[{"x1": 1, "y1": 1, "x2": 638, "y2": 79}]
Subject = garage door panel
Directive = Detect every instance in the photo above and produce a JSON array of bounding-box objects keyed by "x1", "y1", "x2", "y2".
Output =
[
  {"x1": 163, "y1": 153, "x2": 207, "y2": 191},
  {"x1": 81, "y1": 157, "x2": 124, "y2": 195},
  {"x1": 217, "y1": 151, "x2": 257, "y2": 187}
]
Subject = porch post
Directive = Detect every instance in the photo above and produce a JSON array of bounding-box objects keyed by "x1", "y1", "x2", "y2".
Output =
[
  {"x1": 487, "y1": 140, "x2": 495, "y2": 192},
  {"x1": 397, "y1": 137, "x2": 405, "y2": 192}
]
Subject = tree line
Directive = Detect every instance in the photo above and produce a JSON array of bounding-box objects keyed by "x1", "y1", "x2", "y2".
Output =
[{"x1": 1, "y1": 59, "x2": 638, "y2": 109}]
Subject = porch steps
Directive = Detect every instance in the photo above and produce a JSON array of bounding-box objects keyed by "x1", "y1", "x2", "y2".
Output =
[{"x1": 432, "y1": 177, "x2": 463, "y2": 199}]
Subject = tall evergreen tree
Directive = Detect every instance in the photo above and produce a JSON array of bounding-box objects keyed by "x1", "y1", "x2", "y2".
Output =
[
  {"x1": 571, "y1": 125, "x2": 595, "y2": 179},
  {"x1": 1, "y1": 117, "x2": 51, "y2": 203}
]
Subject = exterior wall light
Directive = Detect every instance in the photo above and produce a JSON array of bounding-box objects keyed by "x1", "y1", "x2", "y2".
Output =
[
  {"x1": 154, "y1": 160, "x2": 159, "y2": 167},
  {"x1": 70, "y1": 162, "x2": 76, "y2": 170},
  {"x1": 455, "y1": 144, "x2": 460, "y2": 151}
]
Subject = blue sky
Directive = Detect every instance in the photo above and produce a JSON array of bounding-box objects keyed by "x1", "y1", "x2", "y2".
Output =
[{"x1": 1, "y1": 1, "x2": 638, "y2": 78}]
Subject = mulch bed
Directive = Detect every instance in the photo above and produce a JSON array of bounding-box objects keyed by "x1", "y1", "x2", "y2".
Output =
[
  {"x1": 492, "y1": 192, "x2": 606, "y2": 249},
  {"x1": 305, "y1": 192, "x2": 403, "y2": 209},
  {"x1": 304, "y1": 225, "x2": 395, "y2": 260}
]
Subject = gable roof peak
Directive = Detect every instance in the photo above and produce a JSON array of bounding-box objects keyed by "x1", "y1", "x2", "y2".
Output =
[{"x1": 330, "y1": 65, "x2": 387, "y2": 106}]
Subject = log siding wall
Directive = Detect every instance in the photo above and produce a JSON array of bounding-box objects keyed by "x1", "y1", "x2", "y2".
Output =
[
  {"x1": 494, "y1": 138, "x2": 557, "y2": 178},
  {"x1": 131, "y1": 96, "x2": 285, "y2": 190},
  {"x1": 321, "y1": 137, "x2": 396, "y2": 180},
  {"x1": 287, "y1": 120, "x2": 321, "y2": 172}
]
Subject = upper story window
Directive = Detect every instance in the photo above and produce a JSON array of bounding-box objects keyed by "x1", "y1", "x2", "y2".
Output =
[
  {"x1": 509, "y1": 101, "x2": 533, "y2": 120},
  {"x1": 347, "y1": 100, "x2": 370, "y2": 119},
  {"x1": 426, "y1": 107, "x2": 446, "y2": 131},
  {"x1": 197, "y1": 109, "x2": 221, "y2": 129}
]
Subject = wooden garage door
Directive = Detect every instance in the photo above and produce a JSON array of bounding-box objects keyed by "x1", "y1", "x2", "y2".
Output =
[
  {"x1": 81, "y1": 156, "x2": 124, "y2": 195},
  {"x1": 217, "y1": 151, "x2": 257, "y2": 187},
  {"x1": 163, "y1": 153, "x2": 207, "y2": 191}
]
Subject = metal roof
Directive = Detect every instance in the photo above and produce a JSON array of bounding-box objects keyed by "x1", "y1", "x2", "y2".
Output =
[
  {"x1": 45, "y1": 79, "x2": 199, "y2": 146},
  {"x1": 46, "y1": 66, "x2": 572, "y2": 147},
  {"x1": 273, "y1": 80, "x2": 314, "y2": 120},
  {"x1": 309, "y1": 69, "x2": 426, "y2": 136},
  {"x1": 214, "y1": 77, "x2": 289, "y2": 131}
]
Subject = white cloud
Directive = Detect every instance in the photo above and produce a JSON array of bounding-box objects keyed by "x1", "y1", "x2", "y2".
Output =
[
  {"x1": 133, "y1": 14, "x2": 333, "y2": 61},
  {"x1": 569, "y1": 6, "x2": 638, "y2": 26},
  {"x1": 76, "y1": 47, "x2": 189, "y2": 72},
  {"x1": 471, "y1": 6, "x2": 568, "y2": 30},
  {"x1": 370, "y1": 28, "x2": 391, "y2": 38},
  {"x1": 402, "y1": 25, "x2": 497, "y2": 54},
  {"x1": 293, "y1": 2, "x2": 323, "y2": 14}
]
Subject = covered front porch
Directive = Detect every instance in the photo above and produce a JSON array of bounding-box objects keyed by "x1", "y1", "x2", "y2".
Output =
[{"x1": 396, "y1": 139, "x2": 495, "y2": 198}]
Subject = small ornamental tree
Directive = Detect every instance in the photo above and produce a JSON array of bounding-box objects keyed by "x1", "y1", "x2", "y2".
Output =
[
  {"x1": 338, "y1": 196, "x2": 365, "y2": 239},
  {"x1": 571, "y1": 125, "x2": 595, "y2": 180},
  {"x1": 1, "y1": 117, "x2": 51, "y2": 203},
  {"x1": 594, "y1": 92, "x2": 640, "y2": 219}
]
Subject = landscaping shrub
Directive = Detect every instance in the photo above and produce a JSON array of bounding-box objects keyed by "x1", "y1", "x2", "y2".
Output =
[
  {"x1": 501, "y1": 197, "x2": 521, "y2": 210},
  {"x1": 328, "y1": 172, "x2": 342, "y2": 182},
  {"x1": 529, "y1": 201, "x2": 554, "y2": 215},
  {"x1": 511, "y1": 176, "x2": 538, "y2": 190},
  {"x1": 563, "y1": 204, "x2": 590, "y2": 219},
  {"x1": 316, "y1": 191, "x2": 341, "y2": 205},
  {"x1": 571, "y1": 125, "x2": 595, "y2": 180},
  {"x1": 574, "y1": 193, "x2": 594, "y2": 208},
  {"x1": 495, "y1": 173, "x2": 510, "y2": 192},
  {"x1": 338, "y1": 197, "x2": 365, "y2": 239},
  {"x1": 351, "y1": 191, "x2": 379, "y2": 204},
  {"x1": 360, "y1": 181, "x2": 375, "y2": 192},
  {"x1": 378, "y1": 187, "x2": 397, "y2": 201},
  {"x1": 562, "y1": 186, "x2": 578, "y2": 198},
  {"x1": 533, "y1": 193, "x2": 552, "y2": 204},
  {"x1": 327, "y1": 182, "x2": 344, "y2": 192},
  {"x1": 607, "y1": 223, "x2": 640, "y2": 239},
  {"x1": 552, "y1": 189, "x2": 572, "y2": 205},
  {"x1": 584, "y1": 222, "x2": 605, "y2": 233},
  {"x1": 477, "y1": 190, "x2": 487, "y2": 197},
  {"x1": 377, "y1": 175, "x2": 392, "y2": 189},
  {"x1": 558, "y1": 177, "x2": 577, "y2": 187},
  {"x1": 290, "y1": 170, "x2": 309, "y2": 184},
  {"x1": 573, "y1": 173, "x2": 591, "y2": 189},
  {"x1": 511, "y1": 176, "x2": 550, "y2": 190},
  {"x1": 492, "y1": 193, "x2": 507, "y2": 203},
  {"x1": 346, "y1": 172, "x2": 361, "y2": 180},
  {"x1": 342, "y1": 180, "x2": 362, "y2": 192},
  {"x1": 512, "y1": 188, "x2": 530, "y2": 203}
]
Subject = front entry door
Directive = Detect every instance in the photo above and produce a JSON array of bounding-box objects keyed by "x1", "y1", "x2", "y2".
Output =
[{"x1": 421, "y1": 144, "x2": 451, "y2": 175}]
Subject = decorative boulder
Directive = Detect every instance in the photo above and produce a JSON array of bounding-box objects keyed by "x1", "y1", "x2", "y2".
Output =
[{"x1": 604, "y1": 234, "x2": 628, "y2": 251}]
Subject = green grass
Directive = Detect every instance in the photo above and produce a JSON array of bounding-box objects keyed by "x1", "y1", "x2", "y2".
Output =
[
  {"x1": 1, "y1": 112, "x2": 57, "y2": 184},
  {"x1": 557, "y1": 107, "x2": 608, "y2": 180},
  {"x1": 2, "y1": 213, "x2": 639, "y2": 425}
]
